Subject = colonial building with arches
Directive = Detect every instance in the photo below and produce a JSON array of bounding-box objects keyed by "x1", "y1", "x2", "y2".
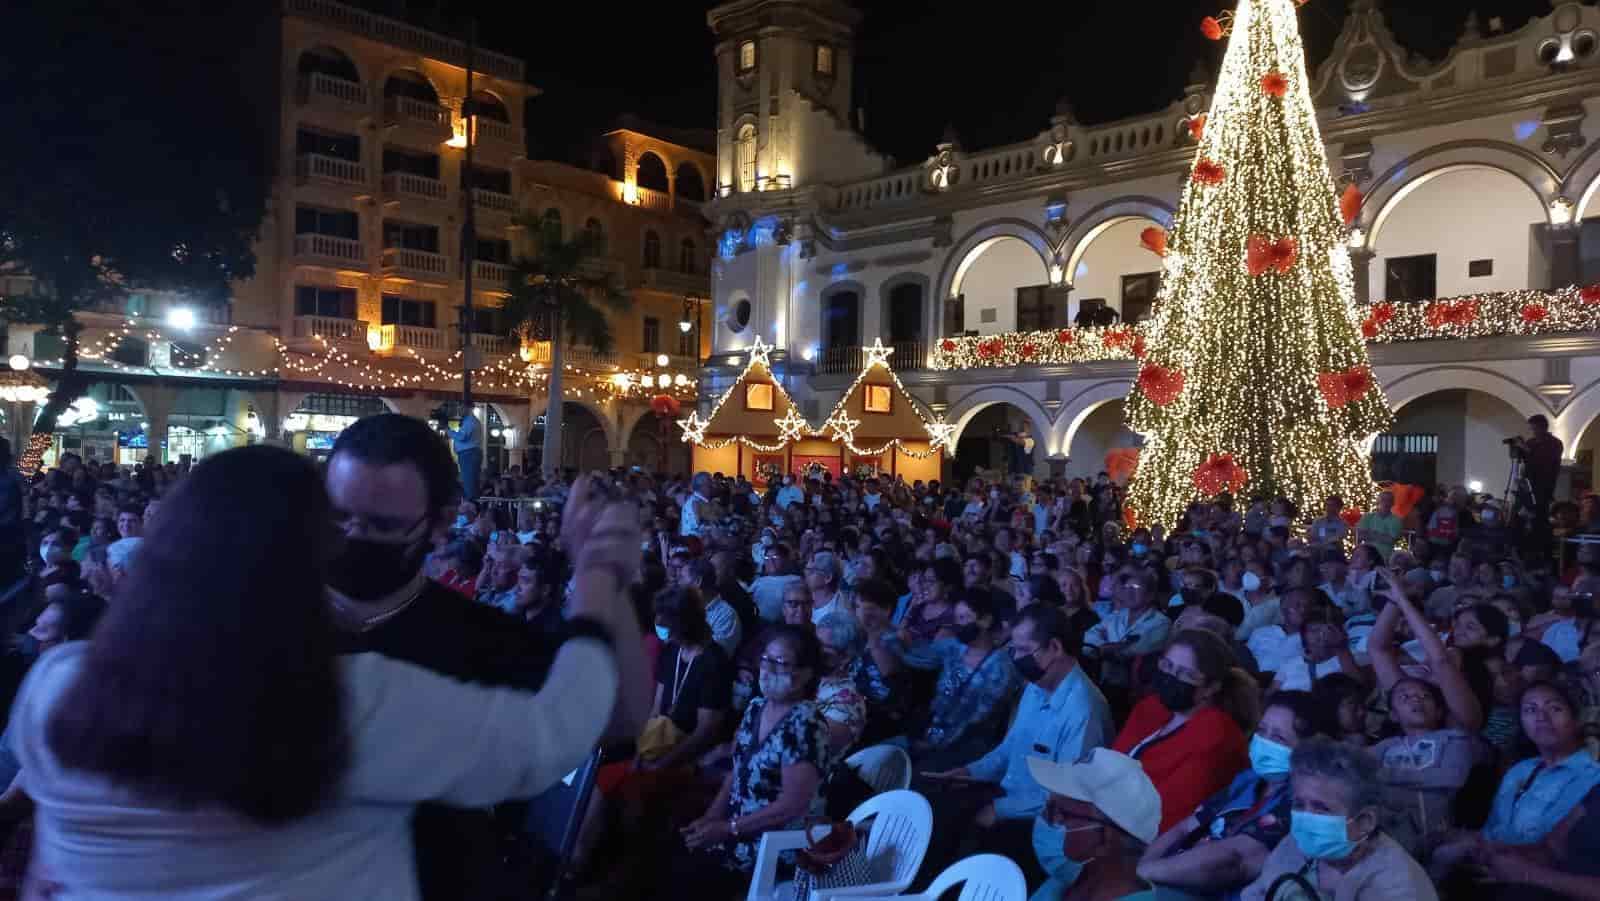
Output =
[{"x1": 703, "y1": 0, "x2": 1600, "y2": 494}]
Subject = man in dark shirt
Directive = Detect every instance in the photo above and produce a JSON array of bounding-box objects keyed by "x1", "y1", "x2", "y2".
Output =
[
  {"x1": 0, "y1": 438, "x2": 25, "y2": 596},
  {"x1": 324, "y1": 414, "x2": 562, "y2": 901},
  {"x1": 1524, "y1": 414, "x2": 1565, "y2": 557}
]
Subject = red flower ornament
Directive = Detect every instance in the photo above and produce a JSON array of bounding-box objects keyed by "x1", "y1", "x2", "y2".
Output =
[
  {"x1": 1186, "y1": 114, "x2": 1207, "y2": 142},
  {"x1": 1193, "y1": 453, "x2": 1249, "y2": 497},
  {"x1": 1261, "y1": 70, "x2": 1289, "y2": 97},
  {"x1": 1521, "y1": 303, "x2": 1549, "y2": 325},
  {"x1": 1138, "y1": 364, "x2": 1185, "y2": 407},
  {"x1": 1246, "y1": 235, "x2": 1298, "y2": 276},
  {"x1": 1192, "y1": 158, "x2": 1226, "y2": 186},
  {"x1": 940, "y1": 338, "x2": 957, "y2": 352},
  {"x1": 1200, "y1": 16, "x2": 1224, "y2": 40},
  {"x1": 1339, "y1": 507, "x2": 1363, "y2": 529},
  {"x1": 1581, "y1": 284, "x2": 1600, "y2": 304},
  {"x1": 1132, "y1": 335, "x2": 1147, "y2": 359},
  {"x1": 1318, "y1": 371, "x2": 1349, "y2": 408},
  {"x1": 976, "y1": 338, "x2": 1004, "y2": 360},
  {"x1": 1339, "y1": 184, "x2": 1364, "y2": 226},
  {"x1": 1342, "y1": 366, "x2": 1374, "y2": 402},
  {"x1": 1056, "y1": 329, "x2": 1075, "y2": 345},
  {"x1": 1140, "y1": 226, "x2": 1169, "y2": 257},
  {"x1": 1021, "y1": 342, "x2": 1039, "y2": 360}
]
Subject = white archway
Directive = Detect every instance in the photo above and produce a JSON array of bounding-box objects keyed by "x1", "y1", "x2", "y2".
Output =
[
  {"x1": 1382, "y1": 366, "x2": 1550, "y2": 419},
  {"x1": 1049, "y1": 379, "x2": 1136, "y2": 458},
  {"x1": 1356, "y1": 142, "x2": 1560, "y2": 246},
  {"x1": 945, "y1": 385, "x2": 1053, "y2": 451},
  {"x1": 1057, "y1": 196, "x2": 1175, "y2": 280}
]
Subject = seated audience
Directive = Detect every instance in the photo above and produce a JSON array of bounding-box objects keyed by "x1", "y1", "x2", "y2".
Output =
[{"x1": 1031, "y1": 749, "x2": 1163, "y2": 901}]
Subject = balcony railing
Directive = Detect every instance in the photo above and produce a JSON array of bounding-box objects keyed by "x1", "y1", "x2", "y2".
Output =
[
  {"x1": 296, "y1": 153, "x2": 367, "y2": 187},
  {"x1": 635, "y1": 186, "x2": 673, "y2": 212},
  {"x1": 474, "y1": 117, "x2": 518, "y2": 148},
  {"x1": 818, "y1": 341, "x2": 927, "y2": 375},
  {"x1": 392, "y1": 324, "x2": 445, "y2": 351},
  {"x1": 383, "y1": 96, "x2": 451, "y2": 134},
  {"x1": 473, "y1": 188, "x2": 516, "y2": 213},
  {"x1": 382, "y1": 171, "x2": 447, "y2": 201},
  {"x1": 294, "y1": 233, "x2": 365, "y2": 264},
  {"x1": 523, "y1": 342, "x2": 622, "y2": 368},
  {"x1": 293, "y1": 315, "x2": 368, "y2": 343},
  {"x1": 296, "y1": 72, "x2": 368, "y2": 109},
  {"x1": 469, "y1": 332, "x2": 516, "y2": 355},
  {"x1": 472, "y1": 259, "x2": 513, "y2": 290},
  {"x1": 380, "y1": 246, "x2": 449, "y2": 279},
  {"x1": 640, "y1": 267, "x2": 710, "y2": 295},
  {"x1": 285, "y1": 0, "x2": 525, "y2": 82}
]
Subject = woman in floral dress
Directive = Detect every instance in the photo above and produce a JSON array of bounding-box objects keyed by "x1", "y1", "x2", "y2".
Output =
[{"x1": 671, "y1": 625, "x2": 834, "y2": 897}]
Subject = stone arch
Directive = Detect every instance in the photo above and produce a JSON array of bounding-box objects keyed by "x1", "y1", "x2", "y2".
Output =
[
  {"x1": 1049, "y1": 379, "x2": 1136, "y2": 458},
  {"x1": 470, "y1": 89, "x2": 510, "y2": 123},
  {"x1": 675, "y1": 161, "x2": 709, "y2": 202},
  {"x1": 1056, "y1": 196, "x2": 1176, "y2": 279},
  {"x1": 380, "y1": 67, "x2": 442, "y2": 105},
  {"x1": 1564, "y1": 138, "x2": 1600, "y2": 221},
  {"x1": 935, "y1": 219, "x2": 1054, "y2": 304},
  {"x1": 945, "y1": 386, "x2": 1053, "y2": 450},
  {"x1": 1553, "y1": 377, "x2": 1600, "y2": 453},
  {"x1": 878, "y1": 272, "x2": 930, "y2": 349},
  {"x1": 1382, "y1": 366, "x2": 1550, "y2": 418},
  {"x1": 623, "y1": 409, "x2": 692, "y2": 475},
  {"x1": 819, "y1": 279, "x2": 866, "y2": 358},
  {"x1": 294, "y1": 42, "x2": 363, "y2": 84},
  {"x1": 636, "y1": 151, "x2": 670, "y2": 192},
  {"x1": 1355, "y1": 141, "x2": 1561, "y2": 247}
]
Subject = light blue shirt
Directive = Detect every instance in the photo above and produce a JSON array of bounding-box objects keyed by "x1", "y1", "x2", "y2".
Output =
[
  {"x1": 965, "y1": 662, "x2": 1113, "y2": 820},
  {"x1": 449, "y1": 413, "x2": 480, "y2": 453},
  {"x1": 1483, "y1": 749, "x2": 1600, "y2": 844},
  {"x1": 776, "y1": 485, "x2": 805, "y2": 509}
]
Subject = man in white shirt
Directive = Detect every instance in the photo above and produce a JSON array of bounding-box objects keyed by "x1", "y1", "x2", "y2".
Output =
[
  {"x1": 679, "y1": 472, "x2": 712, "y2": 539},
  {"x1": 1083, "y1": 568, "x2": 1172, "y2": 690},
  {"x1": 805, "y1": 551, "x2": 850, "y2": 625},
  {"x1": 1246, "y1": 586, "x2": 1322, "y2": 673},
  {"x1": 775, "y1": 476, "x2": 805, "y2": 510},
  {"x1": 750, "y1": 543, "x2": 803, "y2": 622},
  {"x1": 995, "y1": 527, "x2": 1028, "y2": 581},
  {"x1": 1317, "y1": 550, "x2": 1370, "y2": 618},
  {"x1": 1308, "y1": 494, "x2": 1350, "y2": 547}
]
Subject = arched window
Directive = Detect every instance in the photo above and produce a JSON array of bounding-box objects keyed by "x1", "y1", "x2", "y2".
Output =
[
  {"x1": 636, "y1": 152, "x2": 669, "y2": 192},
  {"x1": 643, "y1": 231, "x2": 662, "y2": 269},
  {"x1": 583, "y1": 218, "x2": 606, "y2": 253},
  {"x1": 297, "y1": 45, "x2": 360, "y2": 82},
  {"x1": 738, "y1": 40, "x2": 757, "y2": 73},
  {"x1": 736, "y1": 124, "x2": 757, "y2": 193},
  {"x1": 470, "y1": 90, "x2": 509, "y2": 122},
  {"x1": 541, "y1": 208, "x2": 562, "y2": 246},
  {"x1": 383, "y1": 70, "x2": 438, "y2": 104},
  {"x1": 680, "y1": 238, "x2": 697, "y2": 274},
  {"x1": 675, "y1": 164, "x2": 707, "y2": 202}
]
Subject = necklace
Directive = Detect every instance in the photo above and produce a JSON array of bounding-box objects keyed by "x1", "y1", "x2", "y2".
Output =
[{"x1": 329, "y1": 579, "x2": 426, "y2": 632}]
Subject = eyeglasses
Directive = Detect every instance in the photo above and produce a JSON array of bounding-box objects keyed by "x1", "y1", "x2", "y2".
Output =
[
  {"x1": 759, "y1": 655, "x2": 797, "y2": 673},
  {"x1": 333, "y1": 509, "x2": 428, "y2": 538}
]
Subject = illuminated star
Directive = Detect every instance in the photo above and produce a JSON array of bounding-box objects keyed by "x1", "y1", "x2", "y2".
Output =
[
  {"x1": 925, "y1": 418, "x2": 958, "y2": 451},
  {"x1": 823, "y1": 409, "x2": 860, "y2": 444},
  {"x1": 863, "y1": 337, "x2": 894, "y2": 369},
  {"x1": 677, "y1": 412, "x2": 707, "y2": 444},
  {"x1": 774, "y1": 406, "x2": 810, "y2": 444},
  {"x1": 745, "y1": 335, "x2": 773, "y2": 368}
]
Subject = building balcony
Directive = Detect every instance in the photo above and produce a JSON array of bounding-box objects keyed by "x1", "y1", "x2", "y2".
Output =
[
  {"x1": 453, "y1": 328, "x2": 516, "y2": 357},
  {"x1": 379, "y1": 246, "x2": 449, "y2": 281},
  {"x1": 817, "y1": 341, "x2": 928, "y2": 375},
  {"x1": 296, "y1": 72, "x2": 369, "y2": 111},
  {"x1": 292, "y1": 315, "x2": 368, "y2": 345},
  {"x1": 381, "y1": 171, "x2": 448, "y2": 203},
  {"x1": 293, "y1": 234, "x2": 365, "y2": 267},
  {"x1": 389, "y1": 323, "x2": 447, "y2": 352},
  {"x1": 639, "y1": 267, "x2": 710, "y2": 296},
  {"x1": 473, "y1": 187, "x2": 516, "y2": 215},
  {"x1": 634, "y1": 186, "x2": 673, "y2": 213},
  {"x1": 383, "y1": 96, "x2": 452, "y2": 140},
  {"x1": 295, "y1": 153, "x2": 368, "y2": 189},
  {"x1": 523, "y1": 341, "x2": 621, "y2": 369},
  {"x1": 473, "y1": 117, "x2": 519, "y2": 150},
  {"x1": 471, "y1": 259, "x2": 514, "y2": 292}
]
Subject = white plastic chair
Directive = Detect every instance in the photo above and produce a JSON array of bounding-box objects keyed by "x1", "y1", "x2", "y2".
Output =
[
  {"x1": 833, "y1": 854, "x2": 1027, "y2": 901},
  {"x1": 845, "y1": 744, "x2": 912, "y2": 794},
  {"x1": 746, "y1": 789, "x2": 933, "y2": 901}
]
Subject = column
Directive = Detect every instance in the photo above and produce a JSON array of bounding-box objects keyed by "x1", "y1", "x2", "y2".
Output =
[
  {"x1": 137, "y1": 385, "x2": 177, "y2": 465},
  {"x1": 1544, "y1": 223, "x2": 1582, "y2": 289},
  {"x1": 1350, "y1": 248, "x2": 1375, "y2": 305}
]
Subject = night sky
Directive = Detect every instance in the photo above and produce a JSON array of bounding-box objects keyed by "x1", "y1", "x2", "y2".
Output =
[{"x1": 414, "y1": 0, "x2": 1554, "y2": 166}]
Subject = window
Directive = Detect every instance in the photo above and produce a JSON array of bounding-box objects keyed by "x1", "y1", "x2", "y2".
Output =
[
  {"x1": 294, "y1": 285, "x2": 357, "y2": 319},
  {"x1": 745, "y1": 382, "x2": 773, "y2": 411},
  {"x1": 382, "y1": 148, "x2": 439, "y2": 178},
  {"x1": 382, "y1": 221, "x2": 439, "y2": 252},
  {"x1": 642, "y1": 316, "x2": 661, "y2": 353},
  {"x1": 470, "y1": 308, "x2": 504, "y2": 335},
  {"x1": 584, "y1": 218, "x2": 606, "y2": 254},
  {"x1": 736, "y1": 124, "x2": 757, "y2": 193},
  {"x1": 643, "y1": 230, "x2": 662, "y2": 269},
  {"x1": 1469, "y1": 259, "x2": 1494, "y2": 278},
  {"x1": 470, "y1": 165, "x2": 512, "y2": 194},
  {"x1": 815, "y1": 44, "x2": 834, "y2": 76},
  {"x1": 294, "y1": 206, "x2": 358, "y2": 239},
  {"x1": 1015, "y1": 284, "x2": 1064, "y2": 331},
  {"x1": 943, "y1": 295, "x2": 965, "y2": 336},
  {"x1": 680, "y1": 239, "x2": 697, "y2": 274},
  {"x1": 381, "y1": 295, "x2": 436, "y2": 328},
  {"x1": 823, "y1": 291, "x2": 860, "y2": 350},
  {"x1": 1121, "y1": 272, "x2": 1160, "y2": 323},
  {"x1": 476, "y1": 237, "x2": 511, "y2": 264},
  {"x1": 678, "y1": 326, "x2": 695, "y2": 357},
  {"x1": 296, "y1": 129, "x2": 361, "y2": 161},
  {"x1": 728, "y1": 298, "x2": 753, "y2": 334},
  {"x1": 738, "y1": 40, "x2": 757, "y2": 72},
  {"x1": 864, "y1": 385, "x2": 892, "y2": 414},
  {"x1": 1385, "y1": 254, "x2": 1437, "y2": 302},
  {"x1": 110, "y1": 337, "x2": 149, "y2": 367}
]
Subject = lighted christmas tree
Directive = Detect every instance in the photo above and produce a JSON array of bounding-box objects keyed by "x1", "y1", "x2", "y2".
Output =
[{"x1": 1125, "y1": 0, "x2": 1392, "y2": 527}]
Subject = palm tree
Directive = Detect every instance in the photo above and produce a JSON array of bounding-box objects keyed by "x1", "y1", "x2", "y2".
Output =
[{"x1": 501, "y1": 214, "x2": 629, "y2": 476}]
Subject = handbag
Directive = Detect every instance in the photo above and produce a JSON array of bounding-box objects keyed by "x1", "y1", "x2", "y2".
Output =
[
  {"x1": 789, "y1": 817, "x2": 876, "y2": 901},
  {"x1": 635, "y1": 715, "x2": 686, "y2": 762}
]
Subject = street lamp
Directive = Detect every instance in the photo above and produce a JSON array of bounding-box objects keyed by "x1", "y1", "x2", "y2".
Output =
[{"x1": 166, "y1": 307, "x2": 197, "y2": 331}]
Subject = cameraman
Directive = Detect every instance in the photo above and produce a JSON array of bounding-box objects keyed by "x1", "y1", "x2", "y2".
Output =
[{"x1": 1520, "y1": 414, "x2": 1565, "y2": 556}]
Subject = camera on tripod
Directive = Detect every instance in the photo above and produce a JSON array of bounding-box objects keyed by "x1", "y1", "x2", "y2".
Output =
[{"x1": 1502, "y1": 436, "x2": 1526, "y2": 459}]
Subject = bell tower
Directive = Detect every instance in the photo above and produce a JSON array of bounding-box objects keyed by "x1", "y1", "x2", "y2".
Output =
[{"x1": 706, "y1": 0, "x2": 863, "y2": 194}]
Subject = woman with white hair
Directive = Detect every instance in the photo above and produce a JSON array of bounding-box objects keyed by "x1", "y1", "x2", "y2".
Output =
[
  {"x1": 815, "y1": 611, "x2": 867, "y2": 753},
  {"x1": 1241, "y1": 738, "x2": 1436, "y2": 900}
]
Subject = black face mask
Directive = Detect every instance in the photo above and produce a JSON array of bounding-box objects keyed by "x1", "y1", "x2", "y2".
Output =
[
  {"x1": 327, "y1": 535, "x2": 429, "y2": 601},
  {"x1": 1153, "y1": 669, "x2": 1199, "y2": 713},
  {"x1": 954, "y1": 623, "x2": 984, "y2": 645},
  {"x1": 1013, "y1": 649, "x2": 1047, "y2": 683}
]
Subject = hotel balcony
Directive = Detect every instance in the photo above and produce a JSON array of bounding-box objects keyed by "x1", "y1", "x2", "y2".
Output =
[
  {"x1": 291, "y1": 315, "x2": 368, "y2": 346},
  {"x1": 383, "y1": 96, "x2": 452, "y2": 141},
  {"x1": 471, "y1": 260, "x2": 514, "y2": 293},
  {"x1": 381, "y1": 171, "x2": 448, "y2": 204},
  {"x1": 473, "y1": 187, "x2": 516, "y2": 218},
  {"x1": 295, "y1": 153, "x2": 368, "y2": 191},
  {"x1": 639, "y1": 267, "x2": 710, "y2": 296},
  {"x1": 523, "y1": 341, "x2": 622, "y2": 369},
  {"x1": 293, "y1": 234, "x2": 366, "y2": 268},
  {"x1": 452, "y1": 328, "x2": 517, "y2": 357},
  {"x1": 473, "y1": 117, "x2": 520, "y2": 151},
  {"x1": 389, "y1": 324, "x2": 447, "y2": 352},
  {"x1": 295, "y1": 72, "x2": 369, "y2": 111},
  {"x1": 379, "y1": 246, "x2": 449, "y2": 282}
]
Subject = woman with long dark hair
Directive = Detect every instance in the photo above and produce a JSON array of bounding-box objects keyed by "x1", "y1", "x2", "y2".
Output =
[{"x1": 11, "y1": 447, "x2": 638, "y2": 899}]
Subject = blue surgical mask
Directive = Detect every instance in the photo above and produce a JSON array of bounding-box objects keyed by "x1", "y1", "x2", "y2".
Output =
[
  {"x1": 1249, "y1": 734, "x2": 1293, "y2": 778},
  {"x1": 453, "y1": 515, "x2": 470, "y2": 529},
  {"x1": 1290, "y1": 810, "x2": 1361, "y2": 861},
  {"x1": 1508, "y1": 620, "x2": 1523, "y2": 636},
  {"x1": 1131, "y1": 542, "x2": 1149, "y2": 556},
  {"x1": 1241, "y1": 571, "x2": 1262, "y2": 592},
  {"x1": 655, "y1": 625, "x2": 672, "y2": 643},
  {"x1": 1502, "y1": 574, "x2": 1517, "y2": 590}
]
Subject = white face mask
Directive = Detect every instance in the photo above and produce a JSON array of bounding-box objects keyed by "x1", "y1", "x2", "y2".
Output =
[
  {"x1": 1242, "y1": 571, "x2": 1262, "y2": 592},
  {"x1": 759, "y1": 671, "x2": 796, "y2": 699}
]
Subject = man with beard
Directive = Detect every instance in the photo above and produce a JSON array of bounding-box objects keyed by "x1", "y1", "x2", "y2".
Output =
[{"x1": 324, "y1": 414, "x2": 648, "y2": 901}]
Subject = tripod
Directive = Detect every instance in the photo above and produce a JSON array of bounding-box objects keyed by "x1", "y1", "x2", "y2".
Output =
[{"x1": 1502, "y1": 453, "x2": 1535, "y2": 521}]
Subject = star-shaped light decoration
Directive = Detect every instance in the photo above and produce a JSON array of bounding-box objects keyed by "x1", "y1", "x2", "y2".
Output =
[
  {"x1": 822, "y1": 408, "x2": 861, "y2": 445},
  {"x1": 862, "y1": 337, "x2": 894, "y2": 369},
  {"x1": 774, "y1": 406, "x2": 810, "y2": 444},
  {"x1": 677, "y1": 411, "x2": 707, "y2": 444},
  {"x1": 745, "y1": 335, "x2": 773, "y2": 369},
  {"x1": 925, "y1": 418, "x2": 958, "y2": 451}
]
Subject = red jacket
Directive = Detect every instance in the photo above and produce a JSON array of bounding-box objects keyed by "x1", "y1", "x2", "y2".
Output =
[{"x1": 1112, "y1": 695, "x2": 1249, "y2": 832}]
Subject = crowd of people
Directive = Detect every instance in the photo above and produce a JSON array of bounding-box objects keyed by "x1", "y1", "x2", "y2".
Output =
[{"x1": 5, "y1": 414, "x2": 1600, "y2": 900}]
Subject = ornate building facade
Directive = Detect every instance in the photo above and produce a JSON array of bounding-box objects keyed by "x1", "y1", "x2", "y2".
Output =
[{"x1": 703, "y1": 0, "x2": 1600, "y2": 497}]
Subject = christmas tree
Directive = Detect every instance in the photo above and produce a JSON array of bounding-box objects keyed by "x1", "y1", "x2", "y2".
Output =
[{"x1": 1125, "y1": 0, "x2": 1391, "y2": 528}]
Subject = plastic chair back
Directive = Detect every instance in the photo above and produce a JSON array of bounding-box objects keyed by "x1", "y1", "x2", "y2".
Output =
[
  {"x1": 849, "y1": 789, "x2": 933, "y2": 890},
  {"x1": 845, "y1": 744, "x2": 912, "y2": 794},
  {"x1": 922, "y1": 854, "x2": 1027, "y2": 901}
]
